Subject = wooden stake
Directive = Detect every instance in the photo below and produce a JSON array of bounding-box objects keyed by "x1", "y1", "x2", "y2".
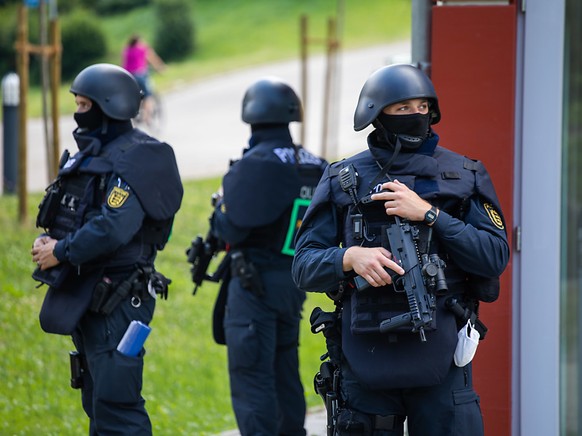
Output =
[
  {"x1": 300, "y1": 14, "x2": 308, "y2": 148},
  {"x1": 16, "y1": 5, "x2": 29, "y2": 223},
  {"x1": 50, "y1": 18, "x2": 61, "y2": 179}
]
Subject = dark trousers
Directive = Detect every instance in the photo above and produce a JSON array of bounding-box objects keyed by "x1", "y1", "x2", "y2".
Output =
[
  {"x1": 72, "y1": 295, "x2": 155, "y2": 435},
  {"x1": 224, "y1": 268, "x2": 307, "y2": 436},
  {"x1": 339, "y1": 361, "x2": 484, "y2": 436}
]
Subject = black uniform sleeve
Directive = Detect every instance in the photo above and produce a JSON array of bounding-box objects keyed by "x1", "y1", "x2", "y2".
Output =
[
  {"x1": 292, "y1": 173, "x2": 350, "y2": 293},
  {"x1": 292, "y1": 205, "x2": 349, "y2": 293},
  {"x1": 432, "y1": 195, "x2": 509, "y2": 277}
]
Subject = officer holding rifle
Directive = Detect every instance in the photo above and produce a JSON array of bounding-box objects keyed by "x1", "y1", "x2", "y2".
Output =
[{"x1": 292, "y1": 64, "x2": 510, "y2": 435}]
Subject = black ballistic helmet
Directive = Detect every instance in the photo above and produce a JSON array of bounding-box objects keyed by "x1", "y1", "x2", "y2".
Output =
[
  {"x1": 70, "y1": 63, "x2": 142, "y2": 120},
  {"x1": 242, "y1": 77, "x2": 302, "y2": 124},
  {"x1": 353, "y1": 64, "x2": 441, "y2": 131}
]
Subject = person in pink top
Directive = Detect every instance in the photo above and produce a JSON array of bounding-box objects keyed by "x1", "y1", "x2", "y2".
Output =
[{"x1": 122, "y1": 34, "x2": 166, "y2": 125}]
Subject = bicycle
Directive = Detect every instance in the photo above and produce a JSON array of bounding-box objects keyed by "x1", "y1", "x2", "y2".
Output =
[{"x1": 134, "y1": 89, "x2": 163, "y2": 134}]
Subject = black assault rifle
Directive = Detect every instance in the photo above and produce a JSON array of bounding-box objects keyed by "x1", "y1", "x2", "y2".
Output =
[
  {"x1": 353, "y1": 218, "x2": 447, "y2": 342},
  {"x1": 186, "y1": 230, "x2": 226, "y2": 295}
]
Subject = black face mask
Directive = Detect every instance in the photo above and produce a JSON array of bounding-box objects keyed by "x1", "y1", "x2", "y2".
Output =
[
  {"x1": 74, "y1": 103, "x2": 104, "y2": 133},
  {"x1": 376, "y1": 112, "x2": 431, "y2": 151}
]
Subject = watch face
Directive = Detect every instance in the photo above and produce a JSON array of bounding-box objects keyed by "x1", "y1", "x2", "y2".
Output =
[{"x1": 425, "y1": 208, "x2": 437, "y2": 223}]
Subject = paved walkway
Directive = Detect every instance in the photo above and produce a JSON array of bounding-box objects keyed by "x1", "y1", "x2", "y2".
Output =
[{"x1": 217, "y1": 407, "x2": 328, "y2": 436}]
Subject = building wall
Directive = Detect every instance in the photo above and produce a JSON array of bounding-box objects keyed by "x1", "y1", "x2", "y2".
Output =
[
  {"x1": 430, "y1": 0, "x2": 566, "y2": 434},
  {"x1": 430, "y1": 3, "x2": 517, "y2": 435},
  {"x1": 518, "y1": 0, "x2": 564, "y2": 434}
]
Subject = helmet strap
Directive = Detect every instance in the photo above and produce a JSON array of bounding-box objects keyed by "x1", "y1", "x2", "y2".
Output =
[
  {"x1": 101, "y1": 116, "x2": 109, "y2": 135},
  {"x1": 365, "y1": 137, "x2": 402, "y2": 192}
]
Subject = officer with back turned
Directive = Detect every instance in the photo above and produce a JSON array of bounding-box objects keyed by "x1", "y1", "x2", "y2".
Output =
[
  {"x1": 31, "y1": 63, "x2": 183, "y2": 434},
  {"x1": 292, "y1": 64, "x2": 510, "y2": 435},
  {"x1": 209, "y1": 77, "x2": 327, "y2": 435}
]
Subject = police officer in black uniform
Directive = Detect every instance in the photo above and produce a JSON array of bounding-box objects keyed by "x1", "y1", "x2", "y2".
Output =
[
  {"x1": 31, "y1": 63, "x2": 183, "y2": 435},
  {"x1": 210, "y1": 77, "x2": 327, "y2": 435},
  {"x1": 292, "y1": 64, "x2": 510, "y2": 435}
]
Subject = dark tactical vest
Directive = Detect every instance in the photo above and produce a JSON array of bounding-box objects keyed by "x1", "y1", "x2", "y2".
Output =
[
  {"x1": 222, "y1": 142, "x2": 325, "y2": 257},
  {"x1": 309, "y1": 145, "x2": 502, "y2": 389},
  {"x1": 37, "y1": 130, "x2": 181, "y2": 267},
  {"x1": 211, "y1": 142, "x2": 325, "y2": 345},
  {"x1": 35, "y1": 129, "x2": 183, "y2": 335}
]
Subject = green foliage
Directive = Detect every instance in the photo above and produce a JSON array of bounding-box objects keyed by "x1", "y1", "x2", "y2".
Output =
[
  {"x1": 0, "y1": 5, "x2": 43, "y2": 85},
  {"x1": 153, "y1": 0, "x2": 195, "y2": 61},
  {"x1": 93, "y1": 0, "x2": 152, "y2": 16},
  {"x1": 0, "y1": 4, "x2": 17, "y2": 76},
  {"x1": 59, "y1": 0, "x2": 151, "y2": 15},
  {"x1": 60, "y1": 9, "x2": 108, "y2": 80},
  {"x1": 2, "y1": 0, "x2": 410, "y2": 116},
  {"x1": 57, "y1": 0, "x2": 85, "y2": 14},
  {"x1": 0, "y1": 178, "x2": 335, "y2": 434}
]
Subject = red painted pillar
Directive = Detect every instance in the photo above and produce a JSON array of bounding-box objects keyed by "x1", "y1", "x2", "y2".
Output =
[{"x1": 430, "y1": 3, "x2": 517, "y2": 435}]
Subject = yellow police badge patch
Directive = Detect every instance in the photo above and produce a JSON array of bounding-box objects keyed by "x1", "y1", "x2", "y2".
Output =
[
  {"x1": 484, "y1": 203, "x2": 504, "y2": 229},
  {"x1": 107, "y1": 186, "x2": 129, "y2": 208}
]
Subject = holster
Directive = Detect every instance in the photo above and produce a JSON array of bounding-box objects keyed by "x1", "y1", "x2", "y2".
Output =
[
  {"x1": 310, "y1": 306, "x2": 343, "y2": 364},
  {"x1": 69, "y1": 351, "x2": 86, "y2": 389},
  {"x1": 230, "y1": 251, "x2": 264, "y2": 297},
  {"x1": 446, "y1": 296, "x2": 488, "y2": 339},
  {"x1": 89, "y1": 268, "x2": 152, "y2": 315}
]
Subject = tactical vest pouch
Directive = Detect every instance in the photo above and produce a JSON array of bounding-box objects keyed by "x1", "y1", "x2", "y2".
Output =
[
  {"x1": 349, "y1": 287, "x2": 437, "y2": 335},
  {"x1": 36, "y1": 179, "x2": 63, "y2": 230},
  {"x1": 466, "y1": 274, "x2": 500, "y2": 303},
  {"x1": 32, "y1": 263, "x2": 71, "y2": 289},
  {"x1": 142, "y1": 217, "x2": 174, "y2": 248},
  {"x1": 342, "y1": 296, "x2": 457, "y2": 389},
  {"x1": 39, "y1": 267, "x2": 103, "y2": 335},
  {"x1": 47, "y1": 174, "x2": 96, "y2": 241}
]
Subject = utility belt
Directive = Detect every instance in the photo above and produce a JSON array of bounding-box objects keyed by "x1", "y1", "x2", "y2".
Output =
[
  {"x1": 89, "y1": 266, "x2": 171, "y2": 315},
  {"x1": 335, "y1": 410, "x2": 405, "y2": 434},
  {"x1": 230, "y1": 251, "x2": 264, "y2": 297}
]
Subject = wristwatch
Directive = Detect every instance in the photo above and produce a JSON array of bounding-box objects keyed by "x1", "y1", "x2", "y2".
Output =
[{"x1": 424, "y1": 206, "x2": 438, "y2": 226}]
